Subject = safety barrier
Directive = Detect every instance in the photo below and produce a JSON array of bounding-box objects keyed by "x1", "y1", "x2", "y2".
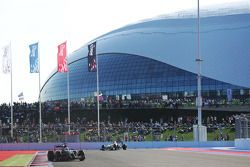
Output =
[
  {"x1": 235, "y1": 138, "x2": 250, "y2": 150},
  {"x1": 0, "y1": 141, "x2": 235, "y2": 151}
]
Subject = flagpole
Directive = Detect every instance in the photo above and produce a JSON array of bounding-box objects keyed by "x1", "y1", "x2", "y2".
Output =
[
  {"x1": 10, "y1": 42, "x2": 13, "y2": 139},
  {"x1": 38, "y1": 42, "x2": 42, "y2": 143},
  {"x1": 96, "y1": 53, "x2": 100, "y2": 140}
]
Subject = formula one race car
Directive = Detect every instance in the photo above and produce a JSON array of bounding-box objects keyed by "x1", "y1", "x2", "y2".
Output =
[
  {"x1": 47, "y1": 143, "x2": 85, "y2": 161},
  {"x1": 100, "y1": 141, "x2": 127, "y2": 151}
]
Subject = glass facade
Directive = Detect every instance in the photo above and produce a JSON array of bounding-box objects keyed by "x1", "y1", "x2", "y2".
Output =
[
  {"x1": 41, "y1": 13, "x2": 250, "y2": 110},
  {"x1": 41, "y1": 53, "x2": 249, "y2": 105}
]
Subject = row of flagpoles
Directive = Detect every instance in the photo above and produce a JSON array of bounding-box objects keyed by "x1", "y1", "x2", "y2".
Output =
[
  {"x1": 2, "y1": 40, "x2": 98, "y2": 142},
  {"x1": 2, "y1": 41, "x2": 70, "y2": 142}
]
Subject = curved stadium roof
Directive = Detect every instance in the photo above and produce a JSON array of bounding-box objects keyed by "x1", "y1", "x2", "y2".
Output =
[{"x1": 42, "y1": 8, "x2": 250, "y2": 92}]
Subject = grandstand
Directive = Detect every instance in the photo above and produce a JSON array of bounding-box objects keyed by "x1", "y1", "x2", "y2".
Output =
[{"x1": 0, "y1": 102, "x2": 240, "y2": 143}]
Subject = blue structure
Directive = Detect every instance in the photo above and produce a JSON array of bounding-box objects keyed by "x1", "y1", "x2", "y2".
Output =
[{"x1": 41, "y1": 11, "x2": 250, "y2": 108}]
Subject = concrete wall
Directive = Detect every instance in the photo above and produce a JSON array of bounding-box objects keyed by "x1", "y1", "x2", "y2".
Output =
[{"x1": 0, "y1": 141, "x2": 234, "y2": 151}]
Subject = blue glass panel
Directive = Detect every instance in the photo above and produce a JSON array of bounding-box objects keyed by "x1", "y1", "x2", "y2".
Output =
[{"x1": 41, "y1": 53, "x2": 248, "y2": 102}]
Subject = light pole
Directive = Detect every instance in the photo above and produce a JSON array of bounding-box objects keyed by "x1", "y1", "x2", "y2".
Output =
[
  {"x1": 196, "y1": 0, "x2": 202, "y2": 127},
  {"x1": 194, "y1": 0, "x2": 207, "y2": 142}
]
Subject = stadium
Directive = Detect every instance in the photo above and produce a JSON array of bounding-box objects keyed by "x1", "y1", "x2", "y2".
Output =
[
  {"x1": 40, "y1": 10, "x2": 250, "y2": 118},
  {"x1": 0, "y1": 8, "x2": 249, "y2": 143},
  {"x1": 1, "y1": 5, "x2": 250, "y2": 167},
  {"x1": 26, "y1": 9, "x2": 249, "y2": 148}
]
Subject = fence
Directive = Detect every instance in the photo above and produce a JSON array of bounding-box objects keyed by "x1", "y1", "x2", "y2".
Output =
[{"x1": 235, "y1": 114, "x2": 250, "y2": 139}]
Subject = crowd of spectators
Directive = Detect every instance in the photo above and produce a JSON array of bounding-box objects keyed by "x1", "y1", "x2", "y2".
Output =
[
  {"x1": 51, "y1": 96, "x2": 250, "y2": 111},
  {"x1": 0, "y1": 101, "x2": 237, "y2": 143}
]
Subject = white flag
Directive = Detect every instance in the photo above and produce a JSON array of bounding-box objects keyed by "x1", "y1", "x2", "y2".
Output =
[
  {"x1": 18, "y1": 92, "x2": 24, "y2": 101},
  {"x1": 2, "y1": 44, "x2": 11, "y2": 74}
]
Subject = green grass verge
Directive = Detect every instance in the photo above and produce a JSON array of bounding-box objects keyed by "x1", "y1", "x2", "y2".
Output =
[
  {"x1": 0, "y1": 154, "x2": 34, "y2": 167},
  {"x1": 30, "y1": 127, "x2": 235, "y2": 142}
]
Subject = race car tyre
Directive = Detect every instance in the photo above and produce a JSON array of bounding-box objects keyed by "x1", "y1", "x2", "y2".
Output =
[
  {"x1": 78, "y1": 150, "x2": 85, "y2": 161},
  {"x1": 114, "y1": 144, "x2": 118, "y2": 150},
  {"x1": 47, "y1": 151, "x2": 54, "y2": 161},
  {"x1": 101, "y1": 145, "x2": 105, "y2": 151},
  {"x1": 55, "y1": 151, "x2": 61, "y2": 161},
  {"x1": 122, "y1": 144, "x2": 127, "y2": 150}
]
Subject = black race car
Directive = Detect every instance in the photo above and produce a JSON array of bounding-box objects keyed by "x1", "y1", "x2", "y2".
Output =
[
  {"x1": 47, "y1": 143, "x2": 85, "y2": 161},
  {"x1": 100, "y1": 141, "x2": 127, "y2": 151}
]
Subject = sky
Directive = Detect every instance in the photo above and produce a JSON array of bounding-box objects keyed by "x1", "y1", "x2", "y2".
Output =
[{"x1": 0, "y1": 0, "x2": 248, "y2": 103}]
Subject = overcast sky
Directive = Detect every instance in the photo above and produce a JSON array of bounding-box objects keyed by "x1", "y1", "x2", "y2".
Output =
[{"x1": 0, "y1": 0, "x2": 248, "y2": 103}]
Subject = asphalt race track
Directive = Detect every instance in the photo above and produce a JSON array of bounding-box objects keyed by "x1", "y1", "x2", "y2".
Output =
[{"x1": 52, "y1": 149, "x2": 250, "y2": 167}]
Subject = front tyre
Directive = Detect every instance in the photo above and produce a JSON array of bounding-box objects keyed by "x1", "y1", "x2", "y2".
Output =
[
  {"x1": 122, "y1": 144, "x2": 127, "y2": 150},
  {"x1": 78, "y1": 150, "x2": 85, "y2": 161},
  {"x1": 101, "y1": 145, "x2": 105, "y2": 151}
]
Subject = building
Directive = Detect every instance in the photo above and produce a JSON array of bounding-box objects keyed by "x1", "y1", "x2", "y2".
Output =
[{"x1": 41, "y1": 9, "x2": 250, "y2": 112}]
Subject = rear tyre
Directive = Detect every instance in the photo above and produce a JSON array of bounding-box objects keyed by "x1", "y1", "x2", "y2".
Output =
[{"x1": 47, "y1": 151, "x2": 54, "y2": 161}]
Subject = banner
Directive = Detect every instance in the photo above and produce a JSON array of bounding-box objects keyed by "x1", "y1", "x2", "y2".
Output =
[
  {"x1": 57, "y1": 41, "x2": 68, "y2": 72},
  {"x1": 88, "y1": 41, "x2": 96, "y2": 72},
  {"x1": 227, "y1": 89, "x2": 232, "y2": 102},
  {"x1": 29, "y1": 43, "x2": 39, "y2": 73},
  {"x1": 2, "y1": 44, "x2": 11, "y2": 73}
]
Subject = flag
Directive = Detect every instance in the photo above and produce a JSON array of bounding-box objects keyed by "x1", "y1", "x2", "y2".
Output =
[
  {"x1": 2, "y1": 44, "x2": 11, "y2": 73},
  {"x1": 98, "y1": 93, "x2": 103, "y2": 102},
  {"x1": 18, "y1": 92, "x2": 24, "y2": 101},
  {"x1": 88, "y1": 41, "x2": 96, "y2": 72},
  {"x1": 227, "y1": 89, "x2": 232, "y2": 102},
  {"x1": 94, "y1": 92, "x2": 103, "y2": 102},
  {"x1": 29, "y1": 43, "x2": 39, "y2": 73},
  {"x1": 57, "y1": 41, "x2": 68, "y2": 72}
]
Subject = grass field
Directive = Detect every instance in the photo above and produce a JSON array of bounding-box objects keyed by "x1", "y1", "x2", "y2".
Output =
[
  {"x1": 19, "y1": 126, "x2": 235, "y2": 142},
  {"x1": 79, "y1": 127, "x2": 235, "y2": 142},
  {"x1": 0, "y1": 151, "x2": 36, "y2": 167}
]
